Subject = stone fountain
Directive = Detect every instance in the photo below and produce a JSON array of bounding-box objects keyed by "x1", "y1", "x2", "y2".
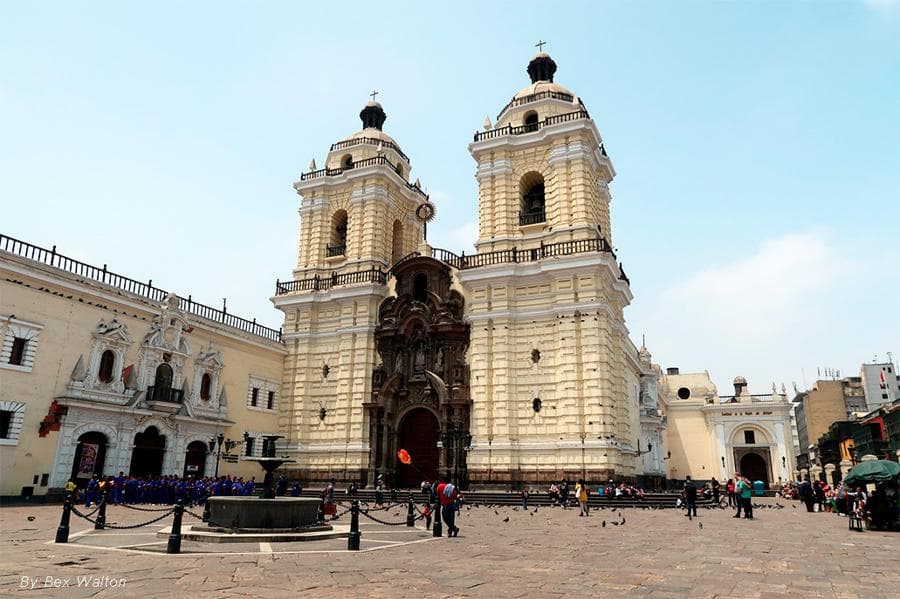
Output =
[{"x1": 161, "y1": 435, "x2": 347, "y2": 543}]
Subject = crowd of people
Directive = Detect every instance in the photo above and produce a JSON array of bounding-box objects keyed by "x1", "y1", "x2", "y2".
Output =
[
  {"x1": 534, "y1": 480, "x2": 647, "y2": 509},
  {"x1": 66, "y1": 473, "x2": 307, "y2": 507}
]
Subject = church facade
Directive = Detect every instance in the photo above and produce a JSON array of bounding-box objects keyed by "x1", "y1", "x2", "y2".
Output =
[
  {"x1": 273, "y1": 52, "x2": 656, "y2": 487},
  {"x1": 0, "y1": 51, "x2": 666, "y2": 497}
]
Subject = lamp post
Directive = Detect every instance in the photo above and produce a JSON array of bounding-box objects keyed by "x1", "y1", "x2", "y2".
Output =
[
  {"x1": 208, "y1": 433, "x2": 240, "y2": 479},
  {"x1": 440, "y1": 421, "x2": 472, "y2": 487}
]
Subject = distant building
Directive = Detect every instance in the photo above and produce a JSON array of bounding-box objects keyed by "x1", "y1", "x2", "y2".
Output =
[
  {"x1": 860, "y1": 361, "x2": 900, "y2": 411},
  {"x1": 794, "y1": 379, "x2": 864, "y2": 459},
  {"x1": 661, "y1": 371, "x2": 795, "y2": 487}
]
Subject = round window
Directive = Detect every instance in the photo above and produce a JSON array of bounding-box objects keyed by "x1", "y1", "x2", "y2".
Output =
[{"x1": 676, "y1": 387, "x2": 691, "y2": 400}]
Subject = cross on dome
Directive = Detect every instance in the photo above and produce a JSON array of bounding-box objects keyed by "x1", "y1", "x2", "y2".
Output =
[
  {"x1": 370, "y1": 89, "x2": 379, "y2": 101},
  {"x1": 535, "y1": 39, "x2": 547, "y2": 52}
]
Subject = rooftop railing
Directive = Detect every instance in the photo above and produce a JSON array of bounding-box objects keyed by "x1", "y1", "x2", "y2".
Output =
[
  {"x1": 298, "y1": 155, "x2": 428, "y2": 199},
  {"x1": 274, "y1": 237, "x2": 630, "y2": 296},
  {"x1": 329, "y1": 137, "x2": 409, "y2": 163},
  {"x1": 0, "y1": 233, "x2": 283, "y2": 342},
  {"x1": 496, "y1": 90, "x2": 576, "y2": 120},
  {"x1": 474, "y1": 109, "x2": 590, "y2": 142}
]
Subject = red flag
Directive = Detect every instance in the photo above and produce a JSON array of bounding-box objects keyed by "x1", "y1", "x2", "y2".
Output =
[{"x1": 397, "y1": 449, "x2": 412, "y2": 465}]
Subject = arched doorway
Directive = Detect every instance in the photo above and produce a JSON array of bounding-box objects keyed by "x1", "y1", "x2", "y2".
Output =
[
  {"x1": 183, "y1": 440, "x2": 207, "y2": 478},
  {"x1": 396, "y1": 408, "x2": 440, "y2": 488},
  {"x1": 130, "y1": 426, "x2": 166, "y2": 477},
  {"x1": 70, "y1": 432, "x2": 108, "y2": 488},
  {"x1": 739, "y1": 452, "x2": 769, "y2": 487}
]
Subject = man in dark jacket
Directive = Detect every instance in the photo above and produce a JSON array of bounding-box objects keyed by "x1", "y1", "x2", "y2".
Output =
[{"x1": 683, "y1": 476, "x2": 698, "y2": 520}]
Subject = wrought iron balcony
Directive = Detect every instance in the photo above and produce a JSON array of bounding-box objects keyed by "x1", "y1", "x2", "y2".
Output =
[
  {"x1": 147, "y1": 386, "x2": 184, "y2": 404},
  {"x1": 519, "y1": 211, "x2": 546, "y2": 226},
  {"x1": 326, "y1": 244, "x2": 346, "y2": 258}
]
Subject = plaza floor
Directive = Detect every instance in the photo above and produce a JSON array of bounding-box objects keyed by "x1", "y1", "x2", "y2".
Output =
[{"x1": 0, "y1": 498, "x2": 897, "y2": 598}]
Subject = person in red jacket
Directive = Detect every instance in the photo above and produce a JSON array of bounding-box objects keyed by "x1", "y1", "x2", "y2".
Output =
[{"x1": 436, "y1": 481, "x2": 460, "y2": 537}]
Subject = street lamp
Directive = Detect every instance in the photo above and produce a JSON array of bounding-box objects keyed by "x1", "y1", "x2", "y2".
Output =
[
  {"x1": 208, "y1": 433, "x2": 240, "y2": 478},
  {"x1": 440, "y1": 421, "x2": 472, "y2": 487}
]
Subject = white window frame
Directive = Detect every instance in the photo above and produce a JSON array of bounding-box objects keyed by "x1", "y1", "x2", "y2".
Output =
[
  {"x1": 247, "y1": 376, "x2": 278, "y2": 413},
  {"x1": 0, "y1": 401, "x2": 26, "y2": 446},
  {"x1": 0, "y1": 316, "x2": 42, "y2": 373}
]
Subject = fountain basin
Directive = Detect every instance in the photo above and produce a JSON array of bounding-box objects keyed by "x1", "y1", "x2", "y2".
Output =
[{"x1": 206, "y1": 496, "x2": 320, "y2": 531}]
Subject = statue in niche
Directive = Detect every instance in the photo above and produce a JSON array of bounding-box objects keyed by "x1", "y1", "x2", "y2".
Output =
[
  {"x1": 394, "y1": 350, "x2": 406, "y2": 374},
  {"x1": 413, "y1": 344, "x2": 426, "y2": 373},
  {"x1": 434, "y1": 347, "x2": 444, "y2": 373}
]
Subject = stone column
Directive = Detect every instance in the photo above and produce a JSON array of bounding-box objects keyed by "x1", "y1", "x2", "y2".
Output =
[
  {"x1": 823, "y1": 463, "x2": 836, "y2": 485},
  {"x1": 809, "y1": 465, "x2": 822, "y2": 482},
  {"x1": 800, "y1": 467, "x2": 809, "y2": 481},
  {"x1": 839, "y1": 460, "x2": 853, "y2": 480}
]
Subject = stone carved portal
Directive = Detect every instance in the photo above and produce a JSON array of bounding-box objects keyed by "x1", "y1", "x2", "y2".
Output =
[{"x1": 366, "y1": 256, "x2": 471, "y2": 488}]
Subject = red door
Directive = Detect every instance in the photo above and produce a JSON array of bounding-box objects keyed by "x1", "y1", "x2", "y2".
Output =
[{"x1": 396, "y1": 409, "x2": 440, "y2": 488}]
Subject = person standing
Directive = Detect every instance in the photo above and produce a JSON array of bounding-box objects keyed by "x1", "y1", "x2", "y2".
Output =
[
  {"x1": 375, "y1": 476, "x2": 385, "y2": 507},
  {"x1": 732, "y1": 474, "x2": 744, "y2": 518},
  {"x1": 683, "y1": 476, "x2": 698, "y2": 520},
  {"x1": 85, "y1": 474, "x2": 100, "y2": 508},
  {"x1": 575, "y1": 479, "x2": 590, "y2": 517},
  {"x1": 738, "y1": 475, "x2": 754, "y2": 519},
  {"x1": 711, "y1": 477, "x2": 720, "y2": 504},
  {"x1": 560, "y1": 480, "x2": 570, "y2": 509},
  {"x1": 799, "y1": 480, "x2": 815, "y2": 512},
  {"x1": 521, "y1": 487, "x2": 530, "y2": 509},
  {"x1": 436, "y1": 480, "x2": 460, "y2": 537},
  {"x1": 726, "y1": 479, "x2": 735, "y2": 507}
]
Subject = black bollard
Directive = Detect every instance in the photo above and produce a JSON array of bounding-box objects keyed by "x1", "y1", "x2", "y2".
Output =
[
  {"x1": 55, "y1": 494, "x2": 72, "y2": 543},
  {"x1": 406, "y1": 495, "x2": 415, "y2": 527},
  {"x1": 432, "y1": 498, "x2": 442, "y2": 537},
  {"x1": 166, "y1": 498, "x2": 184, "y2": 554},
  {"x1": 94, "y1": 491, "x2": 107, "y2": 530},
  {"x1": 347, "y1": 499, "x2": 360, "y2": 551}
]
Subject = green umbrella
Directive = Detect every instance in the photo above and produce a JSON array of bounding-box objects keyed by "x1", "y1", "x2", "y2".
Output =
[{"x1": 843, "y1": 460, "x2": 900, "y2": 486}]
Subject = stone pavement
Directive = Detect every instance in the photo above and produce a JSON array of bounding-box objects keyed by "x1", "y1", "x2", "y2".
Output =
[{"x1": 1, "y1": 498, "x2": 897, "y2": 598}]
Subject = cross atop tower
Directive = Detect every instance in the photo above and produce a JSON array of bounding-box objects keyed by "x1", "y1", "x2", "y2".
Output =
[
  {"x1": 370, "y1": 89, "x2": 379, "y2": 101},
  {"x1": 535, "y1": 39, "x2": 547, "y2": 52}
]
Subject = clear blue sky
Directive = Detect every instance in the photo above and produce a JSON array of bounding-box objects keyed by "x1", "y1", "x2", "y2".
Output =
[{"x1": 3, "y1": 1, "x2": 898, "y2": 393}]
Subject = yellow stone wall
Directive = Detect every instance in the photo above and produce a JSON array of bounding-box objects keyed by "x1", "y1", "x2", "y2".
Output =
[
  {"x1": 294, "y1": 173, "x2": 423, "y2": 279},
  {"x1": 0, "y1": 253, "x2": 283, "y2": 496}
]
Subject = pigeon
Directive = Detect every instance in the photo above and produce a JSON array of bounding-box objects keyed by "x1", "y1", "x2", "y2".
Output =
[
  {"x1": 620, "y1": 517, "x2": 626, "y2": 525},
  {"x1": 792, "y1": 505, "x2": 796, "y2": 509},
  {"x1": 494, "y1": 510, "x2": 500, "y2": 515},
  {"x1": 502, "y1": 516, "x2": 509, "y2": 522},
  {"x1": 513, "y1": 507, "x2": 519, "y2": 511},
  {"x1": 698, "y1": 522, "x2": 703, "y2": 529},
  {"x1": 610, "y1": 521, "x2": 619, "y2": 526},
  {"x1": 602, "y1": 520, "x2": 606, "y2": 527},
  {"x1": 27, "y1": 516, "x2": 35, "y2": 522},
  {"x1": 530, "y1": 511, "x2": 534, "y2": 516}
]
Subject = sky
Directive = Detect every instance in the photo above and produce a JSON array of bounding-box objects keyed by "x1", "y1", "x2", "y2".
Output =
[{"x1": 2, "y1": 1, "x2": 899, "y2": 394}]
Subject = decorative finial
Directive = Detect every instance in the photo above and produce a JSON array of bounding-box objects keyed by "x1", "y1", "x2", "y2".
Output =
[
  {"x1": 309, "y1": 158, "x2": 317, "y2": 171},
  {"x1": 483, "y1": 116, "x2": 493, "y2": 131},
  {"x1": 376, "y1": 142, "x2": 384, "y2": 156},
  {"x1": 535, "y1": 39, "x2": 547, "y2": 53}
]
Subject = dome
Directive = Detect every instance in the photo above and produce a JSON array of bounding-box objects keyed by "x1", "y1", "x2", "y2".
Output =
[
  {"x1": 359, "y1": 99, "x2": 387, "y2": 130},
  {"x1": 733, "y1": 376, "x2": 748, "y2": 385},
  {"x1": 345, "y1": 128, "x2": 398, "y2": 145}
]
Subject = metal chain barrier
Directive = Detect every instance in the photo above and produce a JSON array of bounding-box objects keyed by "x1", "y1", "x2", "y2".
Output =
[
  {"x1": 116, "y1": 502, "x2": 182, "y2": 512},
  {"x1": 71, "y1": 505, "x2": 175, "y2": 530},
  {"x1": 359, "y1": 509, "x2": 425, "y2": 526}
]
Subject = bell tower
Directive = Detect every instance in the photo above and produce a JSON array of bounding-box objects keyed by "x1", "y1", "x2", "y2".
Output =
[
  {"x1": 460, "y1": 51, "x2": 640, "y2": 486},
  {"x1": 292, "y1": 98, "x2": 425, "y2": 280},
  {"x1": 274, "y1": 98, "x2": 430, "y2": 484},
  {"x1": 470, "y1": 52, "x2": 615, "y2": 253}
]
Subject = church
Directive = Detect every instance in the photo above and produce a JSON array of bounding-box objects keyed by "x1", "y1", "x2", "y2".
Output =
[
  {"x1": 272, "y1": 51, "x2": 661, "y2": 488},
  {"x1": 0, "y1": 51, "x2": 669, "y2": 497}
]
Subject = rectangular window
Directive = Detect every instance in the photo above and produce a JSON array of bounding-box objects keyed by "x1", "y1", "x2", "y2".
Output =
[
  {"x1": 267, "y1": 391, "x2": 275, "y2": 410},
  {"x1": 0, "y1": 411, "x2": 12, "y2": 438},
  {"x1": 245, "y1": 437, "x2": 255, "y2": 457},
  {"x1": 40, "y1": 473, "x2": 49, "y2": 487},
  {"x1": 9, "y1": 338, "x2": 27, "y2": 366},
  {"x1": 744, "y1": 430, "x2": 756, "y2": 444},
  {"x1": 883, "y1": 393, "x2": 889, "y2": 399},
  {"x1": 251, "y1": 387, "x2": 259, "y2": 407}
]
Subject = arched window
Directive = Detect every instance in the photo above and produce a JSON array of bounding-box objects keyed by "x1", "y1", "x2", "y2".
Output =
[
  {"x1": 328, "y1": 210, "x2": 348, "y2": 257},
  {"x1": 97, "y1": 350, "x2": 116, "y2": 383},
  {"x1": 391, "y1": 219, "x2": 404, "y2": 265},
  {"x1": 519, "y1": 171, "x2": 546, "y2": 225},
  {"x1": 154, "y1": 363, "x2": 173, "y2": 390},
  {"x1": 523, "y1": 110, "x2": 539, "y2": 132},
  {"x1": 413, "y1": 273, "x2": 428, "y2": 303},
  {"x1": 341, "y1": 154, "x2": 353, "y2": 169},
  {"x1": 200, "y1": 373, "x2": 212, "y2": 401},
  {"x1": 395, "y1": 163, "x2": 404, "y2": 178}
]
